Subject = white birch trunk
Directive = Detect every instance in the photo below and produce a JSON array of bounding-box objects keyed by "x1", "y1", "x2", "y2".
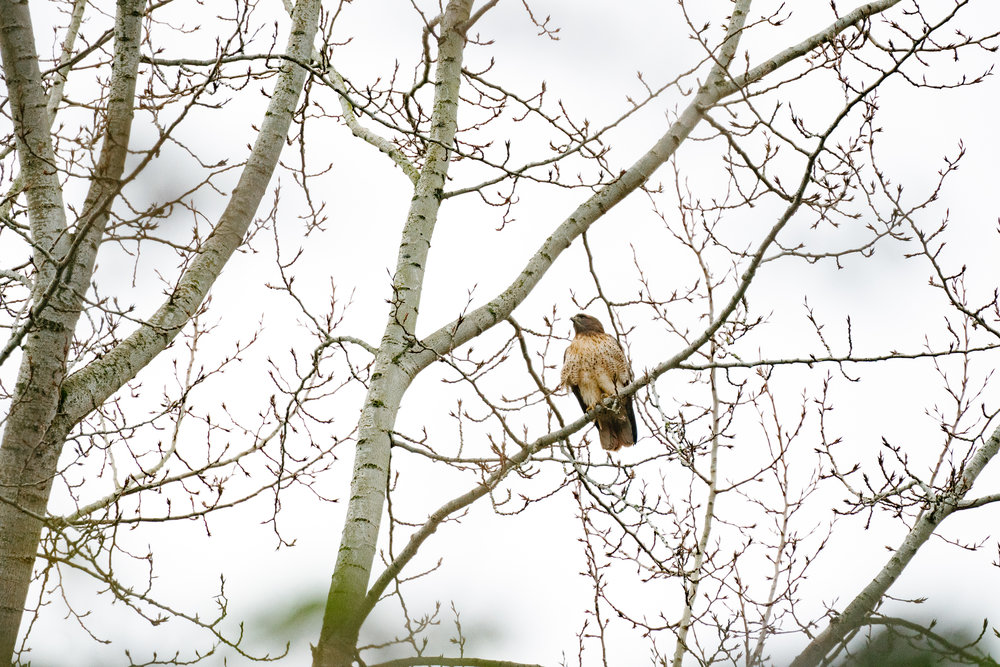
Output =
[
  {"x1": 312, "y1": 2, "x2": 474, "y2": 665},
  {"x1": 56, "y1": 0, "x2": 321, "y2": 427},
  {"x1": 0, "y1": 0, "x2": 321, "y2": 660},
  {"x1": 0, "y1": 0, "x2": 107, "y2": 657}
]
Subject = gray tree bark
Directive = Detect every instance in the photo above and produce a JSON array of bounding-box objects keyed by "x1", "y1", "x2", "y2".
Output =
[
  {"x1": 0, "y1": 1, "x2": 144, "y2": 658},
  {"x1": 0, "y1": 0, "x2": 321, "y2": 661},
  {"x1": 311, "y1": 2, "x2": 475, "y2": 664}
]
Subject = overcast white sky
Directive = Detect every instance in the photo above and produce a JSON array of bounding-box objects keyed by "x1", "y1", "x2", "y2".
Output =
[{"x1": 10, "y1": 1, "x2": 1000, "y2": 665}]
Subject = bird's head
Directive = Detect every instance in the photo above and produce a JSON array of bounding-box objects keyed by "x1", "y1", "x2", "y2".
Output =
[{"x1": 570, "y1": 313, "x2": 605, "y2": 334}]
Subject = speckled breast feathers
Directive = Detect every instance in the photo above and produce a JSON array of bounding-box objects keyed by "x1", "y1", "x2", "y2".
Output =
[{"x1": 561, "y1": 314, "x2": 637, "y2": 451}]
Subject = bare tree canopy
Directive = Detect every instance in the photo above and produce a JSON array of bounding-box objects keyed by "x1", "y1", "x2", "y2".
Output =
[{"x1": 1, "y1": 1, "x2": 999, "y2": 666}]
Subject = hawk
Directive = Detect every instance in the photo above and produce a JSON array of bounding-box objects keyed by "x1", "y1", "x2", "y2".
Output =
[{"x1": 560, "y1": 313, "x2": 637, "y2": 451}]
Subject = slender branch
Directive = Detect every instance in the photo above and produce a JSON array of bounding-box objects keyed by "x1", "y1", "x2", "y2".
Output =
[
  {"x1": 789, "y1": 423, "x2": 1000, "y2": 667},
  {"x1": 676, "y1": 344, "x2": 1000, "y2": 371},
  {"x1": 864, "y1": 615, "x2": 998, "y2": 666},
  {"x1": 724, "y1": 0, "x2": 905, "y2": 95},
  {"x1": 328, "y1": 63, "x2": 420, "y2": 183},
  {"x1": 958, "y1": 493, "x2": 1000, "y2": 510},
  {"x1": 368, "y1": 658, "x2": 543, "y2": 667},
  {"x1": 329, "y1": 335, "x2": 379, "y2": 356}
]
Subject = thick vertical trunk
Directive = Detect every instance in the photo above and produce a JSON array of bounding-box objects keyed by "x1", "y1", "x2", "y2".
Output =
[
  {"x1": 0, "y1": 0, "x2": 323, "y2": 659},
  {"x1": 0, "y1": 1, "x2": 79, "y2": 659},
  {"x1": 312, "y1": 2, "x2": 474, "y2": 664},
  {"x1": 0, "y1": 344, "x2": 69, "y2": 665}
]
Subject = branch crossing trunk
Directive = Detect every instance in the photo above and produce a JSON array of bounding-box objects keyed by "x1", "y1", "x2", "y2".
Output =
[
  {"x1": 312, "y1": 2, "x2": 475, "y2": 665},
  {"x1": 0, "y1": 0, "x2": 321, "y2": 660}
]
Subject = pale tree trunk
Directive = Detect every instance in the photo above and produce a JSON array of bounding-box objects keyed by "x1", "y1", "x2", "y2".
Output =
[
  {"x1": 56, "y1": 0, "x2": 319, "y2": 425},
  {"x1": 0, "y1": 0, "x2": 144, "y2": 659},
  {"x1": 312, "y1": 2, "x2": 475, "y2": 664},
  {"x1": 0, "y1": 0, "x2": 84, "y2": 195},
  {"x1": 0, "y1": 0, "x2": 321, "y2": 661}
]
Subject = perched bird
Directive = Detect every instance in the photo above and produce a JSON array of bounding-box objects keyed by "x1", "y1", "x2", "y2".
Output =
[{"x1": 560, "y1": 313, "x2": 637, "y2": 451}]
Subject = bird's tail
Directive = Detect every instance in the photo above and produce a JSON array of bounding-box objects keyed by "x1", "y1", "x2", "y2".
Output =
[{"x1": 597, "y1": 411, "x2": 635, "y2": 451}]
